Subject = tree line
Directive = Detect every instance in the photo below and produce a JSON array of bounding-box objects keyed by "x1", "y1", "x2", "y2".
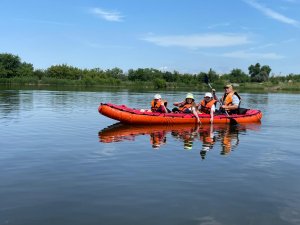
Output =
[{"x1": 1, "y1": 53, "x2": 299, "y2": 88}]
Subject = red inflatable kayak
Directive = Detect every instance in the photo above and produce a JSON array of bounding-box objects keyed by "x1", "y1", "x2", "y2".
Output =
[{"x1": 98, "y1": 103, "x2": 262, "y2": 124}]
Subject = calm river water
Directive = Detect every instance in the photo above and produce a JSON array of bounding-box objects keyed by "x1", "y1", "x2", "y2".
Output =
[{"x1": 0, "y1": 87, "x2": 300, "y2": 225}]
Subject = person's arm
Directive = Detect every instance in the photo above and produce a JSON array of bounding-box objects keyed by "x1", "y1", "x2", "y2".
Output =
[
  {"x1": 210, "y1": 104, "x2": 215, "y2": 123},
  {"x1": 212, "y1": 89, "x2": 217, "y2": 99},
  {"x1": 212, "y1": 89, "x2": 220, "y2": 102},
  {"x1": 192, "y1": 106, "x2": 201, "y2": 124},
  {"x1": 173, "y1": 101, "x2": 185, "y2": 106},
  {"x1": 196, "y1": 102, "x2": 201, "y2": 113},
  {"x1": 160, "y1": 101, "x2": 168, "y2": 113}
]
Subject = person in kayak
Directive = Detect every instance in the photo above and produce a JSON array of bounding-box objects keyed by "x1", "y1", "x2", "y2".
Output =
[
  {"x1": 172, "y1": 93, "x2": 201, "y2": 123},
  {"x1": 213, "y1": 84, "x2": 241, "y2": 114},
  {"x1": 151, "y1": 94, "x2": 169, "y2": 113},
  {"x1": 140, "y1": 94, "x2": 168, "y2": 113},
  {"x1": 198, "y1": 92, "x2": 217, "y2": 123}
]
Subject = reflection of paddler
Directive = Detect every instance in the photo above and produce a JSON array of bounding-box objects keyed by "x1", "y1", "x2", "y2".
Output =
[
  {"x1": 182, "y1": 127, "x2": 199, "y2": 150},
  {"x1": 200, "y1": 133, "x2": 215, "y2": 145},
  {"x1": 221, "y1": 135, "x2": 232, "y2": 155},
  {"x1": 220, "y1": 125, "x2": 239, "y2": 155},
  {"x1": 184, "y1": 139, "x2": 193, "y2": 150},
  {"x1": 99, "y1": 123, "x2": 196, "y2": 143},
  {"x1": 150, "y1": 131, "x2": 166, "y2": 149},
  {"x1": 170, "y1": 126, "x2": 199, "y2": 150},
  {"x1": 200, "y1": 146, "x2": 210, "y2": 159},
  {"x1": 199, "y1": 124, "x2": 215, "y2": 159}
]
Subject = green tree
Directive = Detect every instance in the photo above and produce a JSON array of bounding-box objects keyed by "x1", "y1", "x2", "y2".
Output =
[
  {"x1": 105, "y1": 67, "x2": 126, "y2": 80},
  {"x1": 46, "y1": 64, "x2": 82, "y2": 80},
  {"x1": 16, "y1": 62, "x2": 34, "y2": 77},
  {"x1": 226, "y1": 68, "x2": 250, "y2": 83},
  {"x1": 179, "y1": 73, "x2": 194, "y2": 85},
  {"x1": 207, "y1": 68, "x2": 219, "y2": 83},
  {"x1": 287, "y1": 74, "x2": 300, "y2": 82},
  {"x1": 153, "y1": 78, "x2": 166, "y2": 89},
  {"x1": 196, "y1": 72, "x2": 207, "y2": 84},
  {"x1": 248, "y1": 63, "x2": 271, "y2": 82},
  {"x1": 34, "y1": 69, "x2": 46, "y2": 80},
  {"x1": 88, "y1": 68, "x2": 106, "y2": 79},
  {"x1": 163, "y1": 71, "x2": 177, "y2": 82},
  {"x1": 0, "y1": 53, "x2": 22, "y2": 78}
]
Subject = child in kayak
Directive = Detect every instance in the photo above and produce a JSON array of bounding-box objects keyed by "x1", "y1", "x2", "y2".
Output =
[
  {"x1": 141, "y1": 94, "x2": 168, "y2": 113},
  {"x1": 198, "y1": 92, "x2": 217, "y2": 123},
  {"x1": 172, "y1": 93, "x2": 201, "y2": 124}
]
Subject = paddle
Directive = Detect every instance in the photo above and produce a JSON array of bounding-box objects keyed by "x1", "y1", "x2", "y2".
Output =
[{"x1": 204, "y1": 75, "x2": 238, "y2": 125}]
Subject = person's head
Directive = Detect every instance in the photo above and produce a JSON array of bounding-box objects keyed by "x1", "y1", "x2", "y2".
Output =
[
  {"x1": 204, "y1": 92, "x2": 213, "y2": 102},
  {"x1": 185, "y1": 93, "x2": 194, "y2": 103},
  {"x1": 154, "y1": 94, "x2": 161, "y2": 101},
  {"x1": 224, "y1": 84, "x2": 233, "y2": 93}
]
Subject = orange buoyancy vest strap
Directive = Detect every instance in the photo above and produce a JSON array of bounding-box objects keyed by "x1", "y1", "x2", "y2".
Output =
[
  {"x1": 178, "y1": 103, "x2": 193, "y2": 112},
  {"x1": 204, "y1": 136, "x2": 214, "y2": 143},
  {"x1": 200, "y1": 99, "x2": 216, "y2": 114},
  {"x1": 200, "y1": 135, "x2": 214, "y2": 143},
  {"x1": 223, "y1": 92, "x2": 234, "y2": 106},
  {"x1": 151, "y1": 100, "x2": 166, "y2": 111}
]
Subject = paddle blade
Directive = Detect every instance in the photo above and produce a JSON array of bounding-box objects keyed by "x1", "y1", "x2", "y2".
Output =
[
  {"x1": 230, "y1": 118, "x2": 238, "y2": 125},
  {"x1": 204, "y1": 75, "x2": 209, "y2": 84}
]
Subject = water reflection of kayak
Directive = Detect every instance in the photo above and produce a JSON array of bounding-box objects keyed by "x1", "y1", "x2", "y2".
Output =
[
  {"x1": 98, "y1": 103, "x2": 262, "y2": 124},
  {"x1": 98, "y1": 122, "x2": 261, "y2": 144},
  {"x1": 98, "y1": 123, "x2": 197, "y2": 143}
]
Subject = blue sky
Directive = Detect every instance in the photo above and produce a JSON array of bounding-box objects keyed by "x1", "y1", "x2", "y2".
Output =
[{"x1": 1, "y1": 0, "x2": 300, "y2": 75}]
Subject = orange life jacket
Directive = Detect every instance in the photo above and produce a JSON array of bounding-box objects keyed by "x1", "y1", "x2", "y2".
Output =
[
  {"x1": 222, "y1": 92, "x2": 241, "y2": 106},
  {"x1": 200, "y1": 99, "x2": 217, "y2": 114},
  {"x1": 151, "y1": 100, "x2": 166, "y2": 112},
  {"x1": 150, "y1": 132, "x2": 166, "y2": 146},
  {"x1": 178, "y1": 102, "x2": 193, "y2": 112},
  {"x1": 222, "y1": 135, "x2": 231, "y2": 153},
  {"x1": 200, "y1": 135, "x2": 214, "y2": 144},
  {"x1": 222, "y1": 92, "x2": 234, "y2": 106}
]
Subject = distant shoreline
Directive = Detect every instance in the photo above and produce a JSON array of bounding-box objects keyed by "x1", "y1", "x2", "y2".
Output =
[{"x1": 1, "y1": 79, "x2": 299, "y2": 92}]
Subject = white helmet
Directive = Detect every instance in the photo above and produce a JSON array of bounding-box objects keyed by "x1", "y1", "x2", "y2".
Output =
[
  {"x1": 154, "y1": 94, "x2": 161, "y2": 99},
  {"x1": 204, "y1": 92, "x2": 213, "y2": 98},
  {"x1": 202, "y1": 146, "x2": 210, "y2": 151}
]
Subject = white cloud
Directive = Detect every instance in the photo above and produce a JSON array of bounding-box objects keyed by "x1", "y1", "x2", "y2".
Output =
[
  {"x1": 222, "y1": 50, "x2": 285, "y2": 59},
  {"x1": 244, "y1": 0, "x2": 300, "y2": 26},
  {"x1": 141, "y1": 33, "x2": 250, "y2": 48},
  {"x1": 90, "y1": 7, "x2": 123, "y2": 22}
]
